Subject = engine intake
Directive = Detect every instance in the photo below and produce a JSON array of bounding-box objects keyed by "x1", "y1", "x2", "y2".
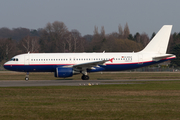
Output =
[{"x1": 55, "y1": 67, "x2": 73, "y2": 77}]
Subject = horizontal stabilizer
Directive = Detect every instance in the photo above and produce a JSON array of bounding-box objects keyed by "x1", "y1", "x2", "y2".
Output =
[{"x1": 152, "y1": 54, "x2": 175, "y2": 61}]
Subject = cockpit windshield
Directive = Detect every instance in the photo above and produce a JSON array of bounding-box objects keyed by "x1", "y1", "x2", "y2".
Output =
[{"x1": 10, "y1": 58, "x2": 18, "y2": 61}]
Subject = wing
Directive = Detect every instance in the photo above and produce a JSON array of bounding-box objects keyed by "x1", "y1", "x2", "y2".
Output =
[{"x1": 64, "y1": 58, "x2": 114, "y2": 71}]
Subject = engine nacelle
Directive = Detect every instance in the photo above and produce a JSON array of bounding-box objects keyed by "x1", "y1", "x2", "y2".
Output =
[{"x1": 54, "y1": 67, "x2": 73, "y2": 77}]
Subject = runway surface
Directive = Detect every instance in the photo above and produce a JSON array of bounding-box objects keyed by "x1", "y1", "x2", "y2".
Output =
[{"x1": 0, "y1": 79, "x2": 178, "y2": 87}]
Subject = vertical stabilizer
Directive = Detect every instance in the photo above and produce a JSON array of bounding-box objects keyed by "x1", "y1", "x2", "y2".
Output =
[{"x1": 140, "y1": 25, "x2": 172, "y2": 54}]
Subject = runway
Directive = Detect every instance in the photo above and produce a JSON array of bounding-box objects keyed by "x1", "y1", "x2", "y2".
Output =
[{"x1": 0, "y1": 79, "x2": 178, "y2": 87}]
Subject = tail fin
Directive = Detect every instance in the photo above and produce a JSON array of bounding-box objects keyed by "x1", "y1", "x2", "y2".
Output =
[{"x1": 140, "y1": 25, "x2": 172, "y2": 54}]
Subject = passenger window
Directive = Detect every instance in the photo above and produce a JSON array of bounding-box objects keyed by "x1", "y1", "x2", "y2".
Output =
[{"x1": 16, "y1": 58, "x2": 18, "y2": 61}]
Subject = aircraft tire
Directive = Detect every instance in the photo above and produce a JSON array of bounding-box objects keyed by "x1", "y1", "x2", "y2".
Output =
[
  {"x1": 25, "y1": 77, "x2": 29, "y2": 81},
  {"x1": 81, "y1": 75, "x2": 89, "y2": 80}
]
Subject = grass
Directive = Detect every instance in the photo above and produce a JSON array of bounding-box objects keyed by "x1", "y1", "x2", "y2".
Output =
[
  {"x1": 1, "y1": 72, "x2": 180, "y2": 119},
  {"x1": 0, "y1": 81, "x2": 180, "y2": 119},
  {"x1": 1, "y1": 71, "x2": 180, "y2": 80}
]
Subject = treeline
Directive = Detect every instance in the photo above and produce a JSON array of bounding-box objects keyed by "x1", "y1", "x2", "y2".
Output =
[{"x1": 0, "y1": 21, "x2": 180, "y2": 67}]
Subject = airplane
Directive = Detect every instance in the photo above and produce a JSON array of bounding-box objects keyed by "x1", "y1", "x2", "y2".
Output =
[{"x1": 4, "y1": 25, "x2": 176, "y2": 81}]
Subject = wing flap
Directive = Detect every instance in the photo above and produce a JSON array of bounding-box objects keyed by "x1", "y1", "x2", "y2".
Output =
[{"x1": 73, "y1": 58, "x2": 114, "y2": 71}]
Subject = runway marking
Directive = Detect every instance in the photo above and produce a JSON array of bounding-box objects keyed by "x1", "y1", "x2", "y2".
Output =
[{"x1": 0, "y1": 79, "x2": 179, "y2": 87}]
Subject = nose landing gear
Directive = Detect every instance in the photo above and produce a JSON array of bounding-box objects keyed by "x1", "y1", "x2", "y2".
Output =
[{"x1": 25, "y1": 72, "x2": 29, "y2": 81}]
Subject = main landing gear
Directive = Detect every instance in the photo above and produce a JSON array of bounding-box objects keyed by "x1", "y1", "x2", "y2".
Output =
[
  {"x1": 81, "y1": 71, "x2": 89, "y2": 80},
  {"x1": 25, "y1": 72, "x2": 29, "y2": 81},
  {"x1": 81, "y1": 74, "x2": 89, "y2": 80}
]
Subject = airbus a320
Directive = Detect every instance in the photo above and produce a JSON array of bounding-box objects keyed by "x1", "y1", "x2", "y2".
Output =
[{"x1": 4, "y1": 25, "x2": 176, "y2": 80}]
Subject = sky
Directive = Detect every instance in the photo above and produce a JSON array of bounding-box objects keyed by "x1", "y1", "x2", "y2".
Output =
[{"x1": 0, "y1": 0, "x2": 180, "y2": 37}]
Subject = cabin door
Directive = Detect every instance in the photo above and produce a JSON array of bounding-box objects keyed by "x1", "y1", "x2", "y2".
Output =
[
  {"x1": 24, "y1": 54, "x2": 29, "y2": 65},
  {"x1": 138, "y1": 54, "x2": 143, "y2": 64}
]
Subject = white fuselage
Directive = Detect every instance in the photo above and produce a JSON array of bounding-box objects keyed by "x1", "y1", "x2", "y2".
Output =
[{"x1": 3, "y1": 52, "x2": 175, "y2": 72}]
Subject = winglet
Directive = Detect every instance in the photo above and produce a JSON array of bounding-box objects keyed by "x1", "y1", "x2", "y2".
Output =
[{"x1": 109, "y1": 58, "x2": 114, "y2": 63}]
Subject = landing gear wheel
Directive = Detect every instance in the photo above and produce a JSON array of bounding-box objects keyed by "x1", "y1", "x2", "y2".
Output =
[
  {"x1": 81, "y1": 75, "x2": 89, "y2": 80},
  {"x1": 25, "y1": 77, "x2": 29, "y2": 81},
  {"x1": 25, "y1": 72, "x2": 29, "y2": 81}
]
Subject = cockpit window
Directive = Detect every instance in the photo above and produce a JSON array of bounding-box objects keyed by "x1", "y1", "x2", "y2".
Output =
[
  {"x1": 10, "y1": 58, "x2": 18, "y2": 61},
  {"x1": 10, "y1": 58, "x2": 15, "y2": 61}
]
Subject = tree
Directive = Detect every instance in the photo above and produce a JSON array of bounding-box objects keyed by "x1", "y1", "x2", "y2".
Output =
[
  {"x1": 123, "y1": 23, "x2": 130, "y2": 39},
  {"x1": 41, "y1": 21, "x2": 68, "y2": 52},
  {"x1": 171, "y1": 44, "x2": 180, "y2": 67},
  {"x1": 118, "y1": 24, "x2": 123, "y2": 38},
  {"x1": 93, "y1": 26, "x2": 99, "y2": 35},
  {"x1": 20, "y1": 36, "x2": 40, "y2": 53},
  {"x1": 134, "y1": 32, "x2": 140, "y2": 43},
  {"x1": 0, "y1": 27, "x2": 11, "y2": 38},
  {"x1": 0, "y1": 38, "x2": 16, "y2": 61},
  {"x1": 128, "y1": 34, "x2": 134, "y2": 40},
  {"x1": 90, "y1": 26, "x2": 102, "y2": 52},
  {"x1": 101, "y1": 26, "x2": 105, "y2": 38},
  {"x1": 64, "y1": 32, "x2": 72, "y2": 52},
  {"x1": 71, "y1": 29, "x2": 82, "y2": 52},
  {"x1": 140, "y1": 33, "x2": 149, "y2": 47},
  {"x1": 150, "y1": 32, "x2": 156, "y2": 40}
]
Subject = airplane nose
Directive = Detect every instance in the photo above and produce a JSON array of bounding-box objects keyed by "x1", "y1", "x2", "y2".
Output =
[
  {"x1": 4, "y1": 62, "x2": 7, "y2": 69},
  {"x1": 3, "y1": 62, "x2": 10, "y2": 70}
]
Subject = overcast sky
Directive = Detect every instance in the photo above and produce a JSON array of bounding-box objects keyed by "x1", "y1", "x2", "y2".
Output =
[{"x1": 0, "y1": 0, "x2": 180, "y2": 37}]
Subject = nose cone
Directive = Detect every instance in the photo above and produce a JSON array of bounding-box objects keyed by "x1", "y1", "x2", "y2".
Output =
[{"x1": 4, "y1": 62, "x2": 10, "y2": 70}]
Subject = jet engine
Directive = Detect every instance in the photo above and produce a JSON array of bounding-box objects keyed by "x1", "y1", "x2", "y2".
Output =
[{"x1": 54, "y1": 67, "x2": 73, "y2": 77}]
